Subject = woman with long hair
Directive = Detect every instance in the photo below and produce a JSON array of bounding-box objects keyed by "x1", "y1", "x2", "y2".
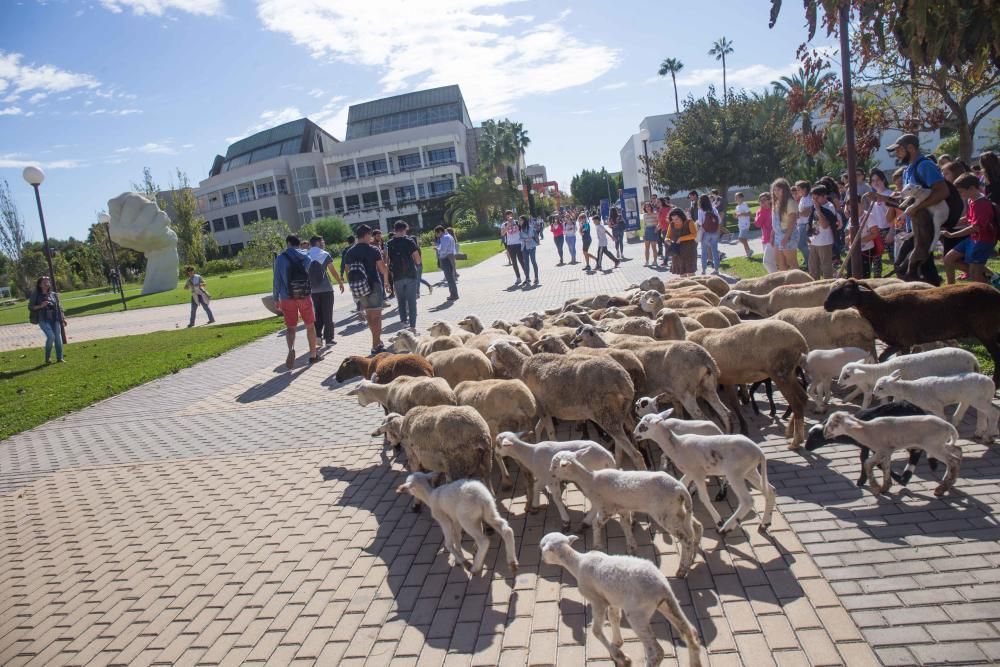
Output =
[
  {"x1": 981, "y1": 151, "x2": 1000, "y2": 207},
  {"x1": 641, "y1": 201, "x2": 659, "y2": 265},
  {"x1": 771, "y1": 178, "x2": 800, "y2": 271},
  {"x1": 666, "y1": 207, "x2": 698, "y2": 276},
  {"x1": 29, "y1": 275, "x2": 66, "y2": 363},
  {"x1": 579, "y1": 212, "x2": 597, "y2": 271},
  {"x1": 868, "y1": 168, "x2": 894, "y2": 266},
  {"x1": 697, "y1": 194, "x2": 722, "y2": 274},
  {"x1": 562, "y1": 213, "x2": 578, "y2": 264},
  {"x1": 519, "y1": 214, "x2": 540, "y2": 286},
  {"x1": 549, "y1": 215, "x2": 565, "y2": 266},
  {"x1": 609, "y1": 207, "x2": 626, "y2": 259}
]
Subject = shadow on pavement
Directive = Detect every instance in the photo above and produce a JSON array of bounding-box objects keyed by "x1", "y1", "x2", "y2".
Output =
[{"x1": 236, "y1": 364, "x2": 309, "y2": 402}]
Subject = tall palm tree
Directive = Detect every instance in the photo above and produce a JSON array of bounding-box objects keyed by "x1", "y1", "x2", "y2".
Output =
[
  {"x1": 657, "y1": 58, "x2": 684, "y2": 113},
  {"x1": 446, "y1": 173, "x2": 497, "y2": 225},
  {"x1": 708, "y1": 37, "x2": 734, "y2": 103},
  {"x1": 771, "y1": 66, "x2": 837, "y2": 138}
]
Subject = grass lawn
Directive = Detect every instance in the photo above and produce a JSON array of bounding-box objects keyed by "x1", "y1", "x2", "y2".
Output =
[
  {"x1": 0, "y1": 317, "x2": 284, "y2": 440},
  {"x1": 421, "y1": 239, "x2": 505, "y2": 270}
]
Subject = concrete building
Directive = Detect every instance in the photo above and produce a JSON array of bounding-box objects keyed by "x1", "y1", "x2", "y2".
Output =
[
  {"x1": 307, "y1": 85, "x2": 479, "y2": 232},
  {"x1": 194, "y1": 119, "x2": 337, "y2": 254},
  {"x1": 525, "y1": 163, "x2": 548, "y2": 185},
  {"x1": 620, "y1": 113, "x2": 677, "y2": 203}
]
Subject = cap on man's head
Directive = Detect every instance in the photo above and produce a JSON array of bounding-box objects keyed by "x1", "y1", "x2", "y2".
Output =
[{"x1": 887, "y1": 133, "x2": 919, "y2": 152}]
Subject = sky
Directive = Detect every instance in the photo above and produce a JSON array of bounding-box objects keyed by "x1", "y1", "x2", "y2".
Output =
[{"x1": 0, "y1": 0, "x2": 836, "y2": 240}]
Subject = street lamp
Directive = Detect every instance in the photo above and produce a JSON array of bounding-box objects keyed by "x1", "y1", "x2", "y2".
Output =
[
  {"x1": 639, "y1": 129, "x2": 653, "y2": 201},
  {"x1": 98, "y1": 212, "x2": 128, "y2": 311},
  {"x1": 493, "y1": 176, "x2": 503, "y2": 186}
]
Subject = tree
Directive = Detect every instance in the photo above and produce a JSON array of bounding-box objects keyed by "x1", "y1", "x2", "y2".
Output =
[
  {"x1": 772, "y1": 65, "x2": 837, "y2": 170},
  {"x1": 300, "y1": 216, "x2": 351, "y2": 246},
  {"x1": 239, "y1": 218, "x2": 291, "y2": 269},
  {"x1": 570, "y1": 168, "x2": 621, "y2": 209},
  {"x1": 477, "y1": 119, "x2": 530, "y2": 183},
  {"x1": 658, "y1": 58, "x2": 684, "y2": 113},
  {"x1": 447, "y1": 173, "x2": 501, "y2": 225},
  {"x1": 167, "y1": 170, "x2": 206, "y2": 268},
  {"x1": 0, "y1": 179, "x2": 30, "y2": 296},
  {"x1": 646, "y1": 89, "x2": 793, "y2": 209},
  {"x1": 708, "y1": 38, "x2": 734, "y2": 103},
  {"x1": 132, "y1": 166, "x2": 161, "y2": 206}
]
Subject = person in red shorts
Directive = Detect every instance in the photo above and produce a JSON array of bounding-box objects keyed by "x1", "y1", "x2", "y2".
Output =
[
  {"x1": 273, "y1": 234, "x2": 320, "y2": 369},
  {"x1": 942, "y1": 173, "x2": 998, "y2": 285}
]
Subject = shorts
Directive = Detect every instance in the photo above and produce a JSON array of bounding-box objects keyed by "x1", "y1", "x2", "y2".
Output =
[
  {"x1": 358, "y1": 289, "x2": 385, "y2": 310},
  {"x1": 643, "y1": 226, "x2": 659, "y2": 242},
  {"x1": 737, "y1": 226, "x2": 751, "y2": 239},
  {"x1": 279, "y1": 297, "x2": 315, "y2": 328},
  {"x1": 953, "y1": 237, "x2": 995, "y2": 265}
]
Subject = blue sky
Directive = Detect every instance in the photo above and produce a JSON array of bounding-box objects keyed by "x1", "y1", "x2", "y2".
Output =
[{"x1": 0, "y1": 0, "x2": 834, "y2": 240}]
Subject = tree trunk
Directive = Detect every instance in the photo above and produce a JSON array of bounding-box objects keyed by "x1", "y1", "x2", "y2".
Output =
[
  {"x1": 718, "y1": 181, "x2": 729, "y2": 229},
  {"x1": 957, "y1": 111, "x2": 974, "y2": 165},
  {"x1": 672, "y1": 73, "x2": 680, "y2": 113},
  {"x1": 722, "y1": 56, "x2": 727, "y2": 104}
]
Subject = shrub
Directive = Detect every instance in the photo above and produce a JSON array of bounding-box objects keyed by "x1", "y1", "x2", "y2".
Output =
[{"x1": 201, "y1": 258, "x2": 242, "y2": 275}]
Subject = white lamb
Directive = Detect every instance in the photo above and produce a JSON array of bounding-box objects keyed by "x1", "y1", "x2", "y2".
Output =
[
  {"x1": 838, "y1": 347, "x2": 979, "y2": 407},
  {"x1": 635, "y1": 415, "x2": 775, "y2": 534},
  {"x1": 823, "y1": 411, "x2": 962, "y2": 496},
  {"x1": 872, "y1": 371, "x2": 999, "y2": 441},
  {"x1": 802, "y1": 347, "x2": 872, "y2": 410},
  {"x1": 495, "y1": 432, "x2": 616, "y2": 530},
  {"x1": 549, "y1": 451, "x2": 702, "y2": 577},
  {"x1": 396, "y1": 472, "x2": 518, "y2": 576},
  {"x1": 899, "y1": 182, "x2": 949, "y2": 239},
  {"x1": 540, "y1": 533, "x2": 704, "y2": 667}
]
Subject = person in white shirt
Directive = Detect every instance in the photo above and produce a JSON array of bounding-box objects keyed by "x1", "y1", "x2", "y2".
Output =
[
  {"x1": 807, "y1": 185, "x2": 838, "y2": 278},
  {"x1": 591, "y1": 214, "x2": 620, "y2": 270},
  {"x1": 794, "y1": 180, "x2": 813, "y2": 270},
  {"x1": 867, "y1": 168, "x2": 895, "y2": 265},
  {"x1": 734, "y1": 192, "x2": 753, "y2": 259},
  {"x1": 501, "y1": 210, "x2": 527, "y2": 286}
]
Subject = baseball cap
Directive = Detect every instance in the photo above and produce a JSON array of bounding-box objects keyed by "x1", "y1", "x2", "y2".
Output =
[{"x1": 887, "y1": 133, "x2": 919, "y2": 152}]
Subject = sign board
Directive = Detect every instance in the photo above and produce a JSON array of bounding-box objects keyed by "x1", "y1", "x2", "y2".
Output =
[
  {"x1": 600, "y1": 198, "x2": 609, "y2": 221},
  {"x1": 620, "y1": 188, "x2": 640, "y2": 231}
]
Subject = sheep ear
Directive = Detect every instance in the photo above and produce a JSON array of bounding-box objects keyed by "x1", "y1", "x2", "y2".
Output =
[
  {"x1": 431, "y1": 471, "x2": 447, "y2": 487},
  {"x1": 567, "y1": 535, "x2": 579, "y2": 544},
  {"x1": 661, "y1": 408, "x2": 674, "y2": 419},
  {"x1": 888, "y1": 369, "x2": 902, "y2": 380}
]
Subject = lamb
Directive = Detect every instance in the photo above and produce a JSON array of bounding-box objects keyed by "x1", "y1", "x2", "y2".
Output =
[
  {"x1": 396, "y1": 472, "x2": 517, "y2": 575},
  {"x1": 486, "y1": 341, "x2": 647, "y2": 470},
  {"x1": 899, "y1": 182, "x2": 949, "y2": 242},
  {"x1": 454, "y1": 379, "x2": 538, "y2": 489},
  {"x1": 456, "y1": 314, "x2": 507, "y2": 335},
  {"x1": 427, "y1": 320, "x2": 474, "y2": 342},
  {"x1": 425, "y1": 347, "x2": 493, "y2": 388},
  {"x1": 872, "y1": 371, "x2": 999, "y2": 441},
  {"x1": 539, "y1": 532, "x2": 704, "y2": 667},
  {"x1": 806, "y1": 401, "x2": 934, "y2": 487},
  {"x1": 391, "y1": 328, "x2": 463, "y2": 356},
  {"x1": 723, "y1": 281, "x2": 835, "y2": 317},
  {"x1": 598, "y1": 314, "x2": 685, "y2": 340},
  {"x1": 824, "y1": 279, "x2": 1000, "y2": 382},
  {"x1": 772, "y1": 307, "x2": 877, "y2": 357},
  {"x1": 688, "y1": 273, "x2": 730, "y2": 297},
  {"x1": 800, "y1": 347, "x2": 873, "y2": 409},
  {"x1": 632, "y1": 408, "x2": 726, "y2": 494},
  {"x1": 334, "y1": 352, "x2": 434, "y2": 384},
  {"x1": 837, "y1": 347, "x2": 980, "y2": 408},
  {"x1": 496, "y1": 432, "x2": 615, "y2": 528},
  {"x1": 531, "y1": 335, "x2": 647, "y2": 395},
  {"x1": 687, "y1": 320, "x2": 809, "y2": 448},
  {"x1": 823, "y1": 411, "x2": 962, "y2": 496},
  {"x1": 732, "y1": 269, "x2": 813, "y2": 295},
  {"x1": 634, "y1": 415, "x2": 775, "y2": 534},
  {"x1": 347, "y1": 376, "x2": 456, "y2": 415},
  {"x1": 549, "y1": 451, "x2": 702, "y2": 577}
]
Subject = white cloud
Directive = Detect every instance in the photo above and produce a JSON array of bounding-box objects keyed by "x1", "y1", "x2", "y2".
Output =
[
  {"x1": 0, "y1": 51, "x2": 100, "y2": 97},
  {"x1": 114, "y1": 141, "x2": 177, "y2": 154},
  {"x1": 570, "y1": 109, "x2": 593, "y2": 115},
  {"x1": 0, "y1": 106, "x2": 23, "y2": 116},
  {"x1": 307, "y1": 88, "x2": 325, "y2": 98},
  {"x1": 675, "y1": 62, "x2": 799, "y2": 89},
  {"x1": 99, "y1": 0, "x2": 224, "y2": 16},
  {"x1": 0, "y1": 155, "x2": 84, "y2": 169},
  {"x1": 255, "y1": 1, "x2": 619, "y2": 119},
  {"x1": 28, "y1": 92, "x2": 47, "y2": 104},
  {"x1": 599, "y1": 81, "x2": 628, "y2": 91},
  {"x1": 89, "y1": 108, "x2": 143, "y2": 116}
]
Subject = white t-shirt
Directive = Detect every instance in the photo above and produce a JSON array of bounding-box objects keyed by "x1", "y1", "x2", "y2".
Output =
[
  {"x1": 563, "y1": 221, "x2": 576, "y2": 237},
  {"x1": 504, "y1": 221, "x2": 521, "y2": 245},
  {"x1": 811, "y1": 203, "x2": 836, "y2": 247},
  {"x1": 735, "y1": 202, "x2": 751, "y2": 231},
  {"x1": 869, "y1": 188, "x2": 893, "y2": 230},
  {"x1": 797, "y1": 196, "x2": 813, "y2": 227},
  {"x1": 594, "y1": 221, "x2": 610, "y2": 246}
]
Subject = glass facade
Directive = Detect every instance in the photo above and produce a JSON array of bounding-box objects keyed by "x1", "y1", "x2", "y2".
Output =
[
  {"x1": 225, "y1": 215, "x2": 240, "y2": 229},
  {"x1": 256, "y1": 181, "x2": 275, "y2": 198},
  {"x1": 339, "y1": 164, "x2": 356, "y2": 180},
  {"x1": 346, "y1": 103, "x2": 463, "y2": 139},
  {"x1": 427, "y1": 147, "x2": 456, "y2": 165},
  {"x1": 259, "y1": 206, "x2": 278, "y2": 221},
  {"x1": 242, "y1": 210, "x2": 259, "y2": 226},
  {"x1": 428, "y1": 178, "x2": 454, "y2": 196},
  {"x1": 237, "y1": 187, "x2": 253, "y2": 203},
  {"x1": 222, "y1": 191, "x2": 237, "y2": 207},
  {"x1": 397, "y1": 153, "x2": 422, "y2": 171},
  {"x1": 395, "y1": 185, "x2": 416, "y2": 202},
  {"x1": 361, "y1": 158, "x2": 388, "y2": 176}
]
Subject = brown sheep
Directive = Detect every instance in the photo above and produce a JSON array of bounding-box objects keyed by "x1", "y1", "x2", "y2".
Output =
[{"x1": 334, "y1": 353, "x2": 434, "y2": 384}]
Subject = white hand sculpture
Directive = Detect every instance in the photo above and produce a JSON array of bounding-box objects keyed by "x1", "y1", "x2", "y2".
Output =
[{"x1": 108, "y1": 192, "x2": 179, "y2": 294}]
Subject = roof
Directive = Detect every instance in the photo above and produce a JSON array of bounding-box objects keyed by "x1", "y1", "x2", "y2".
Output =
[
  {"x1": 225, "y1": 119, "x2": 310, "y2": 160},
  {"x1": 347, "y1": 85, "x2": 465, "y2": 125}
]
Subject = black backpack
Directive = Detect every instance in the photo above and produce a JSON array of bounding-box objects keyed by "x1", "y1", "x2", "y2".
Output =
[
  {"x1": 387, "y1": 237, "x2": 417, "y2": 281},
  {"x1": 286, "y1": 251, "x2": 311, "y2": 299},
  {"x1": 308, "y1": 254, "x2": 328, "y2": 290},
  {"x1": 912, "y1": 155, "x2": 964, "y2": 230}
]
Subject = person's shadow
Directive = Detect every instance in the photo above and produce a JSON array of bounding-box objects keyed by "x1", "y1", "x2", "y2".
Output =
[{"x1": 236, "y1": 362, "x2": 309, "y2": 402}]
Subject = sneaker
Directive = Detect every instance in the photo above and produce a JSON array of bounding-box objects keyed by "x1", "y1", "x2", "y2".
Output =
[
  {"x1": 309, "y1": 353, "x2": 323, "y2": 364},
  {"x1": 207, "y1": 318, "x2": 216, "y2": 324},
  {"x1": 407, "y1": 326, "x2": 417, "y2": 333},
  {"x1": 187, "y1": 323, "x2": 194, "y2": 328},
  {"x1": 371, "y1": 344, "x2": 386, "y2": 356},
  {"x1": 533, "y1": 280, "x2": 539, "y2": 286}
]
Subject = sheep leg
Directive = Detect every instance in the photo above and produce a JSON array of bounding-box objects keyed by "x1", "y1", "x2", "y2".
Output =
[
  {"x1": 718, "y1": 480, "x2": 753, "y2": 534},
  {"x1": 856, "y1": 447, "x2": 871, "y2": 487},
  {"x1": 878, "y1": 457, "x2": 893, "y2": 494},
  {"x1": 481, "y1": 508, "x2": 519, "y2": 575},
  {"x1": 438, "y1": 518, "x2": 467, "y2": 569},
  {"x1": 459, "y1": 517, "x2": 492, "y2": 575},
  {"x1": 744, "y1": 469, "x2": 775, "y2": 530},
  {"x1": 721, "y1": 384, "x2": 748, "y2": 435},
  {"x1": 492, "y1": 441, "x2": 513, "y2": 491},
  {"x1": 545, "y1": 482, "x2": 572, "y2": 529},
  {"x1": 620, "y1": 511, "x2": 639, "y2": 555},
  {"x1": 714, "y1": 478, "x2": 729, "y2": 502},
  {"x1": 774, "y1": 373, "x2": 807, "y2": 449},
  {"x1": 893, "y1": 449, "x2": 922, "y2": 485},
  {"x1": 592, "y1": 511, "x2": 609, "y2": 550},
  {"x1": 693, "y1": 478, "x2": 723, "y2": 528},
  {"x1": 678, "y1": 394, "x2": 706, "y2": 420},
  {"x1": 657, "y1": 599, "x2": 704, "y2": 667},
  {"x1": 655, "y1": 511, "x2": 702, "y2": 579},
  {"x1": 863, "y1": 456, "x2": 880, "y2": 495},
  {"x1": 842, "y1": 386, "x2": 863, "y2": 404},
  {"x1": 763, "y1": 379, "x2": 777, "y2": 419},
  {"x1": 605, "y1": 422, "x2": 647, "y2": 471},
  {"x1": 699, "y1": 380, "x2": 733, "y2": 433},
  {"x1": 934, "y1": 448, "x2": 962, "y2": 496},
  {"x1": 624, "y1": 610, "x2": 665, "y2": 667},
  {"x1": 951, "y1": 402, "x2": 969, "y2": 427},
  {"x1": 608, "y1": 606, "x2": 625, "y2": 648},
  {"x1": 535, "y1": 415, "x2": 556, "y2": 441},
  {"x1": 521, "y1": 471, "x2": 537, "y2": 512},
  {"x1": 587, "y1": 596, "x2": 629, "y2": 666}
]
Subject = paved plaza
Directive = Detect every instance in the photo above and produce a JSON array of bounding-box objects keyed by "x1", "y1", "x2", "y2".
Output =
[{"x1": 2, "y1": 236, "x2": 999, "y2": 666}]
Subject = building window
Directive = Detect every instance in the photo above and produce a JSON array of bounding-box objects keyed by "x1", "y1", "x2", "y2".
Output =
[
  {"x1": 242, "y1": 210, "x2": 259, "y2": 226},
  {"x1": 256, "y1": 181, "x2": 275, "y2": 198},
  {"x1": 363, "y1": 158, "x2": 388, "y2": 176},
  {"x1": 212, "y1": 218, "x2": 225, "y2": 232},
  {"x1": 345, "y1": 195, "x2": 360, "y2": 212},
  {"x1": 225, "y1": 215, "x2": 240, "y2": 230},
  {"x1": 362, "y1": 192, "x2": 379, "y2": 210},
  {"x1": 237, "y1": 187, "x2": 253, "y2": 203},
  {"x1": 398, "y1": 152, "x2": 422, "y2": 171},
  {"x1": 417, "y1": 183, "x2": 426, "y2": 199},
  {"x1": 259, "y1": 206, "x2": 278, "y2": 221},
  {"x1": 277, "y1": 178, "x2": 289, "y2": 195},
  {"x1": 334, "y1": 197, "x2": 345, "y2": 214},
  {"x1": 428, "y1": 178, "x2": 454, "y2": 196},
  {"x1": 427, "y1": 147, "x2": 456, "y2": 166},
  {"x1": 395, "y1": 185, "x2": 416, "y2": 203},
  {"x1": 222, "y1": 191, "x2": 237, "y2": 207},
  {"x1": 230, "y1": 242, "x2": 244, "y2": 253},
  {"x1": 339, "y1": 164, "x2": 356, "y2": 180}
]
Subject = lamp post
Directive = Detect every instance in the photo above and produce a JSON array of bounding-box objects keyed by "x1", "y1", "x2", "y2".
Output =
[
  {"x1": 22, "y1": 165, "x2": 64, "y2": 341},
  {"x1": 639, "y1": 130, "x2": 653, "y2": 202},
  {"x1": 98, "y1": 212, "x2": 128, "y2": 311}
]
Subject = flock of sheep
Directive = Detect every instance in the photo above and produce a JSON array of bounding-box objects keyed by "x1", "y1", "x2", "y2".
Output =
[{"x1": 333, "y1": 268, "x2": 1000, "y2": 667}]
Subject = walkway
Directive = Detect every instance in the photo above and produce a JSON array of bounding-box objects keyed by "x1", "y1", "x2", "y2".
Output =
[{"x1": 1, "y1": 235, "x2": 997, "y2": 666}]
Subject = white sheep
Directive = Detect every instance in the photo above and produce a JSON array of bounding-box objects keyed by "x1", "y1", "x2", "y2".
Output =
[
  {"x1": 634, "y1": 415, "x2": 776, "y2": 534},
  {"x1": 391, "y1": 328, "x2": 462, "y2": 356},
  {"x1": 801, "y1": 347, "x2": 873, "y2": 410},
  {"x1": 899, "y1": 182, "x2": 949, "y2": 238},
  {"x1": 549, "y1": 451, "x2": 702, "y2": 577},
  {"x1": 495, "y1": 431, "x2": 615, "y2": 529},
  {"x1": 838, "y1": 347, "x2": 980, "y2": 408},
  {"x1": 396, "y1": 472, "x2": 518, "y2": 575},
  {"x1": 427, "y1": 320, "x2": 474, "y2": 343},
  {"x1": 539, "y1": 533, "x2": 704, "y2": 667},
  {"x1": 823, "y1": 411, "x2": 962, "y2": 496},
  {"x1": 347, "y1": 376, "x2": 456, "y2": 415},
  {"x1": 872, "y1": 371, "x2": 999, "y2": 441}
]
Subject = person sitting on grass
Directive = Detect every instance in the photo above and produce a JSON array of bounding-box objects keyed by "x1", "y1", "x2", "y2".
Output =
[{"x1": 942, "y1": 172, "x2": 998, "y2": 285}]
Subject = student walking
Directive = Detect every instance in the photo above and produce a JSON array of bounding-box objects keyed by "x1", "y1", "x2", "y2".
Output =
[
  {"x1": 610, "y1": 207, "x2": 626, "y2": 259},
  {"x1": 549, "y1": 215, "x2": 565, "y2": 265},
  {"x1": 734, "y1": 192, "x2": 753, "y2": 258},
  {"x1": 592, "y1": 214, "x2": 620, "y2": 270},
  {"x1": 519, "y1": 215, "x2": 540, "y2": 285},
  {"x1": 697, "y1": 195, "x2": 722, "y2": 274},
  {"x1": 342, "y1": 225, "x2": 390, "y2": 354},
  {"x1": 562, "y1": 215, "x2": 578, "y2": 264},
  {"x1": 435, "y1": 225, "x2": 459, "y2": 300},
  {"x1": 501, "y1": 210, "x2": 526, "y2": 285},
  {"x1": 579, "y1": 213, "x2": 597, "y2": 270},
  {"x1": 183, "y1": 265, "x2": 215, "y2": 327},
  {"x1": 307, "y1": 236, "x2": 345, "y2": 345},
  {"x1": 29, "y1": 275, "x2": 66, "y2": 363},
  {"x1": 273, "y1": 235, "x2": 320, "y2": 369},
  {"x1": 387, "y1": 220, "x2": 423, "y2": 331}
]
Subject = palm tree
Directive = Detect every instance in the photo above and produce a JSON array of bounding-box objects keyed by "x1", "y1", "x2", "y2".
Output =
[
  {"x1": 708, "y1": 37, "x2": 734, "y2": 103},
  {"x1": 657, "y1": 57, "x2": 684, "y2": 113},
  {"x1": 446, "y1": 173, "x2": 497, "y2": 225},
  {"x1": 771, "y1": 66, "x2": 837, "y2": 138},
  {"x1": 478, "y1": 119, "x2": 529, "y2": 184}
]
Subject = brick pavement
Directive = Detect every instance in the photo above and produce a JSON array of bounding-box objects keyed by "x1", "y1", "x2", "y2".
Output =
[{"x1": 0, "y1": 235, "x2": 996, "y2": 665}]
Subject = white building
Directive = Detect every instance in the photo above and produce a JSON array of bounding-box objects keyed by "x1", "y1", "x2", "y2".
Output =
[
  {"x1": 525, "y1": 163, "x2": 548, "y2": 185},
  {"x1": 620, "y1": 113, "x2": 677, "y2": 203}
]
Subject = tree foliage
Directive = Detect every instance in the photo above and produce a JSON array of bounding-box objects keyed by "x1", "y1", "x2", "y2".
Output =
[
  {"x1": 708, "y1": 37, "x2": 734, "y2": 103},
  {"x1": 570, "y1": 169, "x2": 623, "y2": 209},
  {"x1": 0, "y1": 179, "x2": 30, "y2": 295},
  {"x1": 299, "y1": 216, "x2": 351, "y2": 246},
  {"x1": 657, "y1": 58, "x2": 684, "y2": 113},
  {"x1": 478, "y1": 119, "x2": 530, "y2": 182},
  {"x1": 446, "y1": 173, "x2": 519, "y2": 225},
  {"x1": 167, "y1": 170, "x2": 206, "y2": 268},
  {"x1": 239, "y1": 218, "x2": 291, "y2": 269}
]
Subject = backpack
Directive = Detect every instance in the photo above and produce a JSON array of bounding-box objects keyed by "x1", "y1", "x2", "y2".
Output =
[
  {"x1": 702, "y1": 210, "x2": 719, "y2": 233},
  {"x1": 912, "y1": 155, "x2": 964, "y2": 230},
  {"x1": 344, "y1": 249, "x2": 372, "y2": 299},
  {"x1": 387, "y1": 237, "x2": 417, "y2": 281},
  {"x1": 307, "y1": 254, "x2": 328, "y2": 290},
  {"x1": 286, "y1": 251, "x2": 311, "y2": 299}
]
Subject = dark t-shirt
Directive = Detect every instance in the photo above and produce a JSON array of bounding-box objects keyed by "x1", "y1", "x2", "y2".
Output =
[
  {"x1": 31, "y1": 290, "x2": 60, "y2": 322},
  {"x1": 386, "y1": 235, "x2": 419, "y2": 281},
  {"x1": 342, "y1": 242, "x2": 383, "y2": 289}
]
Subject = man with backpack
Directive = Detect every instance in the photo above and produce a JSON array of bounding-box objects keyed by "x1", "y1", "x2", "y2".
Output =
[
  {"x1": 342, "y1": 224, "x2": 390, "y2": 354},
  {"x1": 386, "y1": 220, "x2": 423, "y2": 332},
  {"x1": 273, "y1": 234, "x2": 320, "y2": 369},
  {"x1": 307, "y1": 235, "x2": 345, "y2": 347}
]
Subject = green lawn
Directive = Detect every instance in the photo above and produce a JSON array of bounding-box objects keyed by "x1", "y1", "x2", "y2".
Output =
[
  {"x1": 421, "y1": 239, "x2": 505, "y2": 270},
  {"x1": 0, "y1": 317, "x2": 284, "y2": 440}
]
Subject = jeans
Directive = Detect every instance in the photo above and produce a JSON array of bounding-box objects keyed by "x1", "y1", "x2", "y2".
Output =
[
  {"x1": 522, "y1": 246, "x2": 539, "y2": 282},
  {"x1": 310, "y1": 290, "x2": 335, "y2": 342},
  {"x1": 394, "y1": 278, "x2": 418, "y2": 327},
  {"x1": 565, "y1": 236, "x2": 577, "y2": 262},
  {"x1": 506, "y1": 243, "x2": 523, "y2": 280},
  {"x1": 796, "y1": 223, "x2": 810, "y2": 266},
  {"x1": 189, "y1": 295, "x2": 214, "y2": 326},
  {"x1": 554, "y1": 235, "x2": 564, "y2": 263},
  {"x1": 441, "y1": 256, "x2": 458, "y2": 298},
  {"x1": 613, "y1": 230, "x2": 625, "y2": 257},
  {"x1": 700, "y1": 231, "x2": 720, "y2": 272},
  {"x1": 39, "y1": 319, "x2": 63, "y2": 361}
]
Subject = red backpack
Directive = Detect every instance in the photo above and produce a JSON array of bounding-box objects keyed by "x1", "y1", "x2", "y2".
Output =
[{"x1": 702, "y1": 210, "x2": 719, "y2": 233}]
